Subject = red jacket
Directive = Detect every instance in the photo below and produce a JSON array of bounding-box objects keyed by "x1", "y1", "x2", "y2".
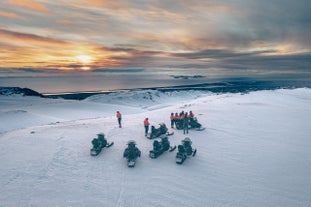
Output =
[
  {"x1": 144, "y1": 119, "x2": 150, "y2": 126},
  {"x1": 116, "y1": 112, "x2": 122, "y2": 118}
]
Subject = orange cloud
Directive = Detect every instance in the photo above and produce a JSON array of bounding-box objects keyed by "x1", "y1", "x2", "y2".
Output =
[
  {"x1": 8, "y1": 0, "x2": 51, "y2": 13},
  {"x1": 57, "y1": 19, "x2": 72, "y2": 25},
  {"x1": 0, "y1": 10, "x2": 23, "y2": 19},
  {"x1": 80, "y1": 0, "x2": 121, "y2": 7}
]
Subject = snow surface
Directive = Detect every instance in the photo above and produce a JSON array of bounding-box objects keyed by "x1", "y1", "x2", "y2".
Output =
[{"x1": 0, "y1": 88, "x2": 311, "y2": 207}]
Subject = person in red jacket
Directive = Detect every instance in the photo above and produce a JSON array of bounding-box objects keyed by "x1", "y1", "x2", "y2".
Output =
[
  {"x1": 144, "y1": 118, "x2": 150, "y2": 136},
  {"x1": 116, "y1": 111, "x2": 122, "y2": 128}
]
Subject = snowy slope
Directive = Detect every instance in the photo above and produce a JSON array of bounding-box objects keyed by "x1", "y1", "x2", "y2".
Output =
[{"x1": 0, "y1": 88, "x2": 311, "y2": 207}]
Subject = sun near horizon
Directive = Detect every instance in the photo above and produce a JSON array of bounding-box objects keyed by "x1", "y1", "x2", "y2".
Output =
[{"x1": 75, "y1": 55, "x2": 93, "y2": 64}]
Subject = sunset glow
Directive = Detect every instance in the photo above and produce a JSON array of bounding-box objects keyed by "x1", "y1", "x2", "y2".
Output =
[
  {"x1": 0, "y1": 0, "x2": 310, "y2": 78},
  {"x1": 75, "y1": 55, "x2": 93, "y2": 64}
]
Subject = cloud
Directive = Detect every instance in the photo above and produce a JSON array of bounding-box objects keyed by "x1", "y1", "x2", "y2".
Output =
[
  {"x1": 8, "y1": 0, "x2": 51, "y2": 13},
  {"x1": 0, "y1": 10, "x2": 24, "y2": 19},
  {"x1": 0, "y1": 28, "x2": 68, "y2": 46},
  {"x1": 1, "y1": 0, "x2": 311, "y2": 79}
]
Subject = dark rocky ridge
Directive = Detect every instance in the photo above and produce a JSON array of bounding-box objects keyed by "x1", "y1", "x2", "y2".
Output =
[{"x1": 0, "y1": 87, "x2": 44, "y2": 97}]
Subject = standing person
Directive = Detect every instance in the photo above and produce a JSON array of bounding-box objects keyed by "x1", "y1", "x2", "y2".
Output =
[
  {"x1": 116, "y1": 111, "x2": 122, "y2": 128},
  {"x1": 170, "y1": 113, "x2": 175, "y2": 128},
  {"x1": 183, "y1": 112, "x2": 189, "y2": 134},
  {"x1": 174, "y1": 112, "x2": 180, "y2": 129},
  {"x1": 144, "y1": 118, "x2": 150, "y2": 137}
]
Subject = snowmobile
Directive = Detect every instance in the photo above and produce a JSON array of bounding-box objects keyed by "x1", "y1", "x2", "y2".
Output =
[
  {"x1": 147, "y1": 123, "x2": 174, "y2": 139},
  {"x1": 189, "y1": 117, "x2": 205, "y2": 131},
  {"x1": 174, "y1": 118, "x2": 184, "y2": 130},
  {"x1": 175, "y1": 137, "x2": 197, "y2": 164},
  {"x1": 123, "y1": 140, "x2": 141, "y2": 167},
  {"x1": 149, "y1": 137, "x2": 176, "y2": 159},
  {"x1": 90, "y1": 133, "x2": 114, "y2": 156},
  {"x1": 175, "y1": 117, "x2": 205, "y2": 131}
]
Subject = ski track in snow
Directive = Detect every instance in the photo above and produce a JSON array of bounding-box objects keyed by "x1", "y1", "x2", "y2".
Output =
[{"x1": 0, "y1": 88, "x2": 311, "y2": 206}]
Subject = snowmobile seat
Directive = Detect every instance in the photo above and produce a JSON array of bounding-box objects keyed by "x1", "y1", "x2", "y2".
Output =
[
  {"x1": 153, "y1": 140, "x2": 161, "y2": 151},
  {"x1": 161, "y1": 137, "x2": 170, "y2": 151},
  {"x1": 92, "y1": 138, "x2": 100, "y2": 149},
  {"x1": 178, "y1": 145, "x2": 186, "y2": 154},
  {"x1": 159, "y1": 123, "x2": 167, "y2": 133}
]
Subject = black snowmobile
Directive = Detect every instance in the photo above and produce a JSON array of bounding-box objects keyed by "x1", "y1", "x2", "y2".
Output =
[
  {"x1": 147, "y1": 123, "x2": 173, "y2": 139},
  {"x1": 175, "y1": 137, "x2": 197, "y2": 164},
  {"x1": 123, "y1": 140, "x2": 141, "y2": 167},
  {"x1": 149, "y1": 137, "x2": 176, "y2": 159},
  {"x1": 189, "y1": 117, "x2": 205, "y2": 131},
  {"x1": 175, "y1": 117, "x2": 205, "y2": 131},
  {"x1": 90, "y1": 133, "x2": 114, "y2": 156}
]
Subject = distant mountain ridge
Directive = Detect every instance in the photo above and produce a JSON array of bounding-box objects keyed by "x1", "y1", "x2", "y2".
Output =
[
  {"x1": 45, "y1": 80, "x2": 294, "y2": 100},
  {"x1": 1, "y1": 79, "x2": 310, "y2": 100},
  {"x1": 0, "y1": 87, "x2": 44, "y2": 97}
]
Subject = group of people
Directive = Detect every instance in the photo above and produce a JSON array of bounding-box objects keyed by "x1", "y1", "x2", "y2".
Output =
[
  {"x1": 116, "y1": 110, "x2": 196, "y2": 136},
  {"x1": 170, "y1": 111, "x2": 195, "y2": 134},
  {"x1": 111, "y1": 111, "x2": 197, "y2": 165}
]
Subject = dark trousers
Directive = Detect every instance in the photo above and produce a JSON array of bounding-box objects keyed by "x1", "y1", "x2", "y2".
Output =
[
  {"x1": 118, "y1": 118, "x2": 122, "y2": 127},
  {"x1": 183, "y1": 124, "x2": 189, "y2": 134},
  {"x1": 144, "y1": 125, "x2": 149, "y2": 136},
  {"x1": 171, "y1": 120, "x2": 174, "y2": 128}
]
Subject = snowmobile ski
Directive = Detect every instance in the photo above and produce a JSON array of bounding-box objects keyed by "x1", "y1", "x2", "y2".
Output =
[
  {"x1": 149, "y1": 151, "x2": 156, "y2": 159},
  {"x1": 175, "y1": 157, "x2": 184, "y2": 164},
  {"x1": 128, "y1": 160, "x2": 136, "y2": 168},
  {"x1": 106, "y1": 142, "x2": 114, "y2": 148},
  {"x1": 90, "y1": 148, "x2": 101, "y2": 156},
  {"x1": 194, "y1": 127, "x2": 206, "y2": 131},
  {"x1": 169, "y1": 145, "x2": 176, "y2": 152}
]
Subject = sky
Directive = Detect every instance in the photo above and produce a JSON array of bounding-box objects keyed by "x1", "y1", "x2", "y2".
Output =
[{"x1": 1, "y1": 0, "x2": 311, "y2": 82}]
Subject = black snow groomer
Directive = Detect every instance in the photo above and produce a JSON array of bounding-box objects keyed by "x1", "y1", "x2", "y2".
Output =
[
  {"x1": 90, "y1": 133, "x2": 114, "y2": 156},
  {"x1": 147, "y1": 123, "x2": 173, "y2": 139},
  {"x1": 149, "y1": 137, "x2": 176, "y2": 159},
  {"x1": 123, "y1": 140, "x2": 141, "y2": 167},
  {"x1": 175, "y1": 137, "x2": 197, "y2": 164}
]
